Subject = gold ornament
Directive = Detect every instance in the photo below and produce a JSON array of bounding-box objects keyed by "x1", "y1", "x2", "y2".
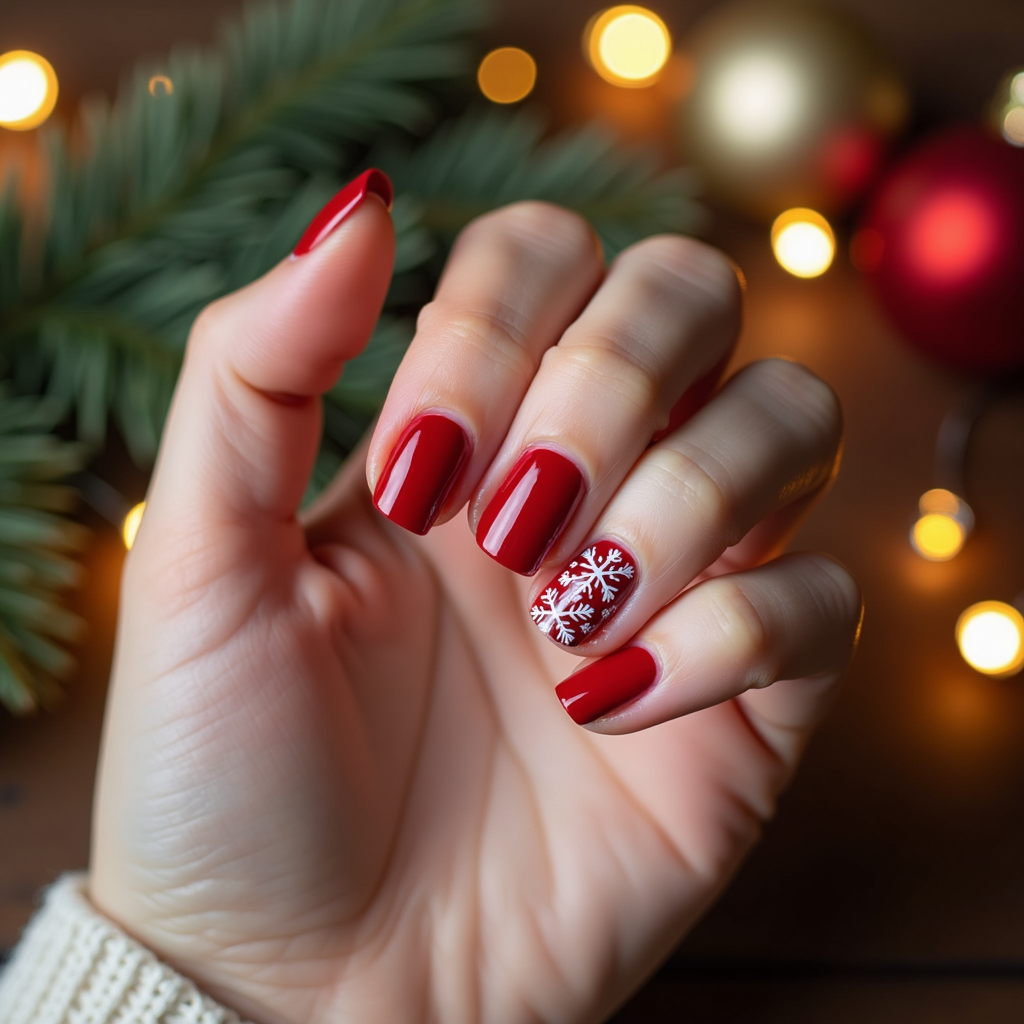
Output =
[{"x1": 677, "y1": 0, "x2": 907, "y2": 222}]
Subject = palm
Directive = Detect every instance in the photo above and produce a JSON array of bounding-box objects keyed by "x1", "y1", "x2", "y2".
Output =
[{"x1": 96, "y1": 465, "x2": 788, "y2": 1024}]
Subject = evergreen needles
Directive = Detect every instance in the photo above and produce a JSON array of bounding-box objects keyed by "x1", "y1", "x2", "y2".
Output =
[
  {"x1": 0, "y1": 0, "x2": 703, "y2": 713},
  {"x1": 0, "y1": 392, "x2": 87, "y2": 713}
]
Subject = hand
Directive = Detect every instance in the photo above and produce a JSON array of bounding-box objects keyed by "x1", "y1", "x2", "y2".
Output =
[{"x1": 91, "y1": 175, "x2": 861, "y2": 1024}]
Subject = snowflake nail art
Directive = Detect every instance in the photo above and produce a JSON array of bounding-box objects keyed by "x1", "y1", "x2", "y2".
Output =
[{"x1": 530, "y1": 540, "x2": 638, "y2": 647}]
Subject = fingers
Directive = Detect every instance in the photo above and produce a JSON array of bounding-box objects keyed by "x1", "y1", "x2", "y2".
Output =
[
  {"x1": 473, "y1": 235, "x2": 741, "y2": 574},
  {"x1": 528, "y1": 359, "x2": 842, "y2": 651},
  {"x1": 555, "y1": 552, "x2": 862, "y2": 737},
  {"x1": 367, "y1": 216, "x2": 741, "y2": 551},
  {"x1": 367, "y1": 202, "x2": 605, "y2": 534},
  {"x1": 145, "y1": 171, "x2": 395, "y2": 533}
]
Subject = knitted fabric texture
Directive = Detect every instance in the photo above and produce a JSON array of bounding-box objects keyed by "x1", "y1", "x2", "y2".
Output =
[{"x1": 0, "y1": 874, "x2": 248, "y2": 1024}]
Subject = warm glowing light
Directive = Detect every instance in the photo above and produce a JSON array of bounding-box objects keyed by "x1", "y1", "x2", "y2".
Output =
[
  {"x1": 0, "y1": 51, "x2": 58, "y2": 130},
  {"x1": 956, "y1": 601, "x2": 1024, "y2": 678},
  {"x1": 911, "y1": 514, "x2": 965, "y2": 561},
  {"x1": 1012, "y1": 72, "x2": 1024, "y2": 106},
  {"x1": 1002, "y1": 106, "x2": 1024, "y2": 147},
  {"x1": 586, "y1": 6, "x2": 672, "y2": 87},
  {"x1": 123, "y1": 501, "x2": 146, "y2": 550},
  {"x1": 771, "y1": 208, "x2": 835, "y2": 278},
  {"x1": 148, "y1": 75, "x2": 174, "y2": 96},
  {"x1": 477, "y1": 47, "x2": 536, "y2": 104},
  {"x1": 709, "y1": 52, "x2": 804, "y2": 151},
  {"x1": 907, "y1": 190, "x2": 998, "y2": 282},
  {"x1": 910, "y1": 489, "x2": 973, "y2": 561}
]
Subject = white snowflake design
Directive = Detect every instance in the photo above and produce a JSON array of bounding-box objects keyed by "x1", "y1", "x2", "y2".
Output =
[
  {"x1": 530, "y1": 587, "x2": 595, "y2": 645},
  {"x1": 557, "y1": 546, "x2": 635, "y2": 604}
]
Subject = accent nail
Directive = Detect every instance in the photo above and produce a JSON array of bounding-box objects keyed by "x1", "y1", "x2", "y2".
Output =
[
  {"x1": 555, "y1": 646, "x2": 657, "y2": 726},
  {"x1": 476, "y1": 448, "x2": 585, "y2": 576},
  {"x1": 530, "y1": 540, "x2": 639, "y2": 647},
  {"x1": 373, "y1": 414, "x2": 471, "y2": 535},
  {"x1": 292, "y1": 168, "x2": 394, "y2": 257}
]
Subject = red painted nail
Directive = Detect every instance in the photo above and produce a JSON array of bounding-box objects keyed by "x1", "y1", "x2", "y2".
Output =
[
  {"x1": 531, "y1": 540, "x2": 639, "y2": 647},
  {"x1": 476, "y1": 448, "x2": 585, "y2": 576},
  {"x1": 292, "y1": 168, "x2": 393, "y2": 257},
  {"x1": 651, "y1": 352, "x2": 731, "y2": 444},
  {"x1": 556, "y1": 646, "x2": 657, "y2": 725},
  {"x1": 373, "y1": 414, "x2": 471, "y2": 535}
]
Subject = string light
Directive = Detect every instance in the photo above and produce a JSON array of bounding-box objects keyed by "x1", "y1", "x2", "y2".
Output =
[
  {"x1": 771, "y1": 208, "x2": 835, "y2": 278},
  {"x1": 477, "y1": 48, "x2": 536, "y2": 104},
  {"x1": 910, "y1": 488, "x2": 974, "y2": 561},
  {"x1": 956, "y1": 601, "x2": 1024, "y2": 678},
  {"x1": 0, "y1": 51, "x2": 58, "y2": 130},
  {"x1": 148, "y1": 75, "x2": 174, "y2": 96},
  {"x1": 122, "y1": 502, "x2": 146, "y2": 550},
  {"x1": 585, "y1": 6, "x2": 672, "y2": 88}
]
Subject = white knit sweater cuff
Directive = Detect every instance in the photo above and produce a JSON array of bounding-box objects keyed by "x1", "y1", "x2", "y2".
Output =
[{"x1": 0, "y1": 874, "x2": 249, "y2": 1024}]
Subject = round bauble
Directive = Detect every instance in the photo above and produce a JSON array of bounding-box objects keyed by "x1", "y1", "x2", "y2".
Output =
[
  {"x1": 855, "y1": 128, "x2": 1024, "y2": 374},
  {"x1": 677, "y1": 0, "x2": 907, "y2": 222}
]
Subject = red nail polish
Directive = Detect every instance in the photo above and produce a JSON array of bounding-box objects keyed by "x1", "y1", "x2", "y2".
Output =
[
  {"x1": 556, "y1": 646, "x2": 657, "y2": 725},
  {"x1": 373, "y1": 414, "x2": 471, "y2": 535},
  {"x1": 531, "y1": 540, "x2": 638, "y2": 647},
  {"x1": 651, "y1": 352, "x2": 731, "y2": 444},
  {"x1": 476, "y1": 448, "x2": 585, "y2": 576},
  {"x1": 292, "y1": 168, "x2": 393, "y2": 257}
]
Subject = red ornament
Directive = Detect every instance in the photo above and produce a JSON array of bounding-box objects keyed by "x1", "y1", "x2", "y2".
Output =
[{"x1": 855, "y1": 128, "x2": 1024, "y2": 373}]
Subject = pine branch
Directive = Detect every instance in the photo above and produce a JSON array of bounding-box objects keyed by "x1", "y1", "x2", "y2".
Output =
[
  {"x1": 0, "y1": 390, "x2": 88, "y2": 715},
  {"x1": 0, "y1": 0, "x2": 486, "y2": 461},
  {"x1": 378, "y1": 107, "x2": 706, "y2": 256}
]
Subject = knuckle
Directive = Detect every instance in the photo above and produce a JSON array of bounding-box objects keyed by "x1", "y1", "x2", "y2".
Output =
[
  {"x1": 645, "y1": 445, "x2": 732, "y2": 526},
  {"x1": 705, "y1": 577, "x2": 771, "y2": 668},
  {"x1": 548, "y1": 341, "x2": 660, "y2": 415},
  {"x1": 463, "y1": 201, "x2": 599, "y2": 271},
  {"x1": 188, "y1": 297, "x2": 231, "y2": 353},
  {"x1": 620, "y1": 235, "x2": 743, "y2": 309},
  {"x1": 427, "y1": 301, "x2": 535, "y2": 380},
  {"x1": 748, "y1": 359, "x2": 843, "y2": 449},
  {"x1": 804, "y1": 554, "x2": 864, "y2": 635}
]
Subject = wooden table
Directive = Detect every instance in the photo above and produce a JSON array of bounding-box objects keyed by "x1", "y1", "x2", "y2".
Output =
[{"x1": 3, "y1": 1, "x2": 1024, "y2": 1020}]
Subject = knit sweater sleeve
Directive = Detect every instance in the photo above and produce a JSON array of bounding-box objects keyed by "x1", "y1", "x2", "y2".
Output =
[{"x1": 0, "y1": 874, "x2": 250, "y2": 1024}]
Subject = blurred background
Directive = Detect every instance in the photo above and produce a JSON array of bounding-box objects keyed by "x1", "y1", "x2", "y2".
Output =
[{"x1": 1, "y1": 0, "x2": 1024, "y2": 1020}]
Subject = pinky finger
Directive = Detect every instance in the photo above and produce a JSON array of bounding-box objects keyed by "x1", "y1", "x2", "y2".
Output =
[{"x1": 556, "y1": 552, "x2": 862, "y2": 746}]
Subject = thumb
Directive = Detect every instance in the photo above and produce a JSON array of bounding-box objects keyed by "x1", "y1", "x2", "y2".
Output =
[{"x1": 145, "y1": 170, "x2": 394, "y2": 533}]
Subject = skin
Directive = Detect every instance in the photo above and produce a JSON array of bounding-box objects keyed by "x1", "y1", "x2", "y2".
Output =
[{"x1": 90, "y1": 197, "x2": 862, "y2": 1024}]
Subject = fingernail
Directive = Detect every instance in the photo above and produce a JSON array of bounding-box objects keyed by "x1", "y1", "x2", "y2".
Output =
[
  {"x1": 476, "y1": 448, "x2": 585, "y2": 576},
  {"x1": 373, "y1": 413, "x2": 471, "y2": 535},
  {"x1": 556, "y1": 646, "x2": 657, "y2": 726},
  {"x1": 530, "y1": 540, "x2": 639, "y2": 647},
  {"x1": 292, "y1": 168, "x2": 393, "y2": 257}
]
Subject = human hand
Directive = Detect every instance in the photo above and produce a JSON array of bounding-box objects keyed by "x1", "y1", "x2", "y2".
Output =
[{"x1": 91, "y1": 170, "x2": 861, "y2": 1024}]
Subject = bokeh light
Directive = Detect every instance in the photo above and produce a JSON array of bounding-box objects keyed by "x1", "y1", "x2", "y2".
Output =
[
  {"x1": 1002, "y1": 106, "x2": 1024, "y2": 147},
  {"x1": 910, "y1": 488, "x2": 973, "y2": 561},
  {"x1": 911, "y1": 514, "x2": 965, "y2": 561},
  {"x1": 771, "y1": 208, "x2": 835, "y2": 278},
  {"x1": 0, "y1": 51, "x2": 58, "y2": 130},
  {"x1": 708, "y1": 52, "x2": 804, "y2": 152},
  {"x1": 123, "y1": 501, "x2": 146, "y2": 551},
  {"x1": 477, "y1": 47, "x2": 537, "y2": 104},
  {"x1": 585, "y1": 6, "x2": 672, "y2": 88},
  {"x1": 148, "y1": 75, "x2": 174, "y2": 97},
  {"x1": 1013, "y1": 72, "x2": 1024, "y2": 105},
  {"x1": 956, "y1": 601, "x2": 1024, "y2": 678},
  {"x1": 906, "y1": 190, "x2": 999, "y2": 283}
]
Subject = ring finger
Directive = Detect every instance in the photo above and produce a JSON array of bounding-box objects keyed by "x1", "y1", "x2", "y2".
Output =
[{"x1": 527, "y1": 358, "x2": 843, "y2": 651}]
